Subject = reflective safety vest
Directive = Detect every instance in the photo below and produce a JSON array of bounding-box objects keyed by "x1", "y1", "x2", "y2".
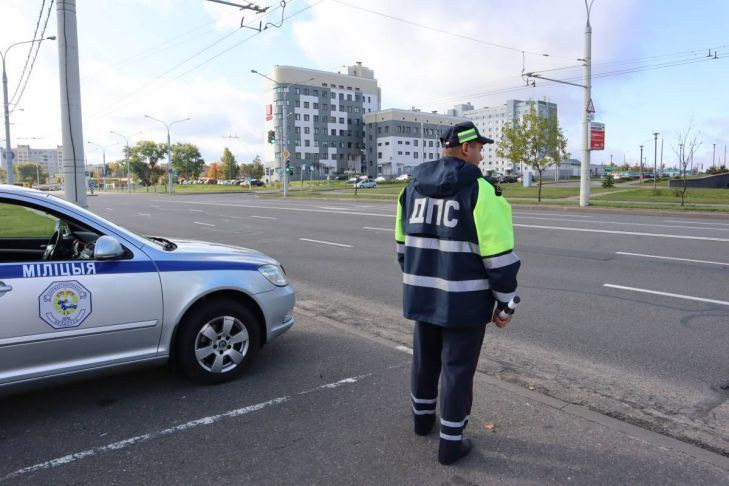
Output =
[{"x1": 395, "y1": 157, "x2": 520, "y2": 327}]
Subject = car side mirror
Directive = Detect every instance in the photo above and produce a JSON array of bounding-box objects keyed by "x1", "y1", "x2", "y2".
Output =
[{"x1": 94, "y1": 235, "x2": 125, "y2": 260}]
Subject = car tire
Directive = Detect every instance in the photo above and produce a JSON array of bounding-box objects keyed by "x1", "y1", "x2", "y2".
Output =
[{"x1": 177, "y1": 299, "x2": 261, "y2": 385}]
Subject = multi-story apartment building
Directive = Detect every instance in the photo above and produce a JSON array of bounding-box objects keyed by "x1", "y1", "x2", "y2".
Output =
[
  {"x1": 261, "y1": 62, "x2": 381, "y2": 178},
  {"x1": 13, "y1": 145, "x2": 64, "y2": 177},
  {"x1": 448, "y1": 99, "x2": 558, "y2": 175},
  {"x1": 363, "y1": 109, "x2": 468, "y2": 178}
]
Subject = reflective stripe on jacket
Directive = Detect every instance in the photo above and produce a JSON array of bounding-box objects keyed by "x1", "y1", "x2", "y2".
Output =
[{"x1": 395, "y1": 157, "x2": 520, "y2": 327}]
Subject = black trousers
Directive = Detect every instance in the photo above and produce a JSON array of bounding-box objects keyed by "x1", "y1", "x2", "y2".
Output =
[{"x1": 411, "y1": 321, "x2": 486, "y2": 443}]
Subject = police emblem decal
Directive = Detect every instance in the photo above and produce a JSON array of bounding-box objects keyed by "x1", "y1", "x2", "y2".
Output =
[{"x1": 39, "y1": 280, "x2": 92, "y2": 329}]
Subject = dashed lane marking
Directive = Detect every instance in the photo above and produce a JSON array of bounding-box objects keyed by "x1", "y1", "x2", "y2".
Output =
[
  {"x1": 251, "y1": 215, "x2": 277, "y2": 220},
  {"x1": 363, "y1": 226, "x2": 394, "y2": 231},
  {"x1": 603, "y1": 284, "x2": 729, "y2": 307},
  {"x1": 193, "y1": 222, "x2": 216, "y2": 227},
  {"x1": 616, "y1": 252, "x2": 729, "y2": 267},
  {"x1": 515, "y1": 224, "x2": 729, "y2": 242},
  {"x1": 299, "y1": 238, "x2": 353, "y2": 248}
]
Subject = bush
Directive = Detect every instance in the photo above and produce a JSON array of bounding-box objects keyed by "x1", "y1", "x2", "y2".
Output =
[{"x1": 601, "y1": 175, "x2": 614, "y2": 188}]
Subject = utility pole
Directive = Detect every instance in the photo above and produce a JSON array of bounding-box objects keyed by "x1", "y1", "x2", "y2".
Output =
[
  {"x1": 580, "y1": 0, "x2": 595, "y2": 207},
  {"x1": 712, "y1": 143, "x2": 716, "y2": 168},
  {"x1": 87, "y1": 140, "x2": 116, "y2": 191},
  {"x1": 57, "y1": 0, "x2": 88, "y2": 206},
  {"x1": 639, "y1": 145, "x2": 644, "y2": 183},
  {"x1": 652, "y1": 132, "x2": 659, "y2": 190},
  {"x1": 110, "y1": 130, "x2": 140, "y2": 192}
]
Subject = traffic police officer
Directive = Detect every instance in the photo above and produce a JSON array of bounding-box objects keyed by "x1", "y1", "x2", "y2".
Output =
[{"x1": 395, "y1": 121, "x2": 520, "y2": 465}]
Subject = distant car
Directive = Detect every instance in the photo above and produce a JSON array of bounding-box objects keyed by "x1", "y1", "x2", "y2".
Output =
[
  {"x1": 347, "y1": 177, "x2": 358, "y2": 183},
  {"x1": 0, "y1": 184, "x2": 295, "y2": 390},
  {"x1": 248, "y1": 179, "x2": 265, "y2": 187},
  {"x1": 375, "y1": 176, "x2": 387, "y2": 182},
  {"x1": 355, "y1": 180, "x2": 377, "y2": 189},
  {"x1": 395, "y1": 174, "x2": 410, "y2": 182}
]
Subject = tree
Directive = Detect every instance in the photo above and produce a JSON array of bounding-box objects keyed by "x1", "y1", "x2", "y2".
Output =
[
  {"x1": 14, "y1": 163, "x2": 48, "y2": 185},
  {"x1": 0, "y1": 167, "x2": 6, "y2": 184},
  {"x1": 220, "y1": 147, "x2": 238, "y2": 180},
  {"x1": 249, "y1": 155, "x2": 264, "y2": 179},
  {"x1": 673, "y1": 120, "x2": 701, "y2": 206},
  {"x1": 125, "y1": 141, "x2": 167, "y2": 188},
  {"x1": 208, "y1": 162, "x2": 221, "y2": 180},
  {"x1": 171, "y1": 143, "x2": 205, "y2": 180},
  {"x1": 496, "y1": 103, "x2": 568, "y2": 202}
]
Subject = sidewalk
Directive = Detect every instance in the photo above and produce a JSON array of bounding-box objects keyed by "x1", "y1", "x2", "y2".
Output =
[{"x1": 299, "y1": 312, "x2": 729, "y2": 484}]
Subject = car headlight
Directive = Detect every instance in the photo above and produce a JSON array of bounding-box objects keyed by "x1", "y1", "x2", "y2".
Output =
[{"x1": 258, "y1": 264, "x2": 288, "y2": 286}]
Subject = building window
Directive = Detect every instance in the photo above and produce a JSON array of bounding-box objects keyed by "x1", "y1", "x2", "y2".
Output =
[
  {"x1": 304, "y1": 114, "x2": 310, "y2": 121},
  {"x1": 339, "y1": 117, "x2": 344, "y2": 124},
  {"x1": 385, "y1": 126, "x2": 389, "y2": 133},
  {"x1": 304, "y1": 101, "x2": 310, "y2": 108},
  {"x1": 378, "y1": 152, "x2": 382, "y2": 158},
  {"x1": 295, "y1": 88, "x2": 300, "y2": 95},
  {"x1": 323, "y1": 103, "x2": 328, "y2": 110},
  {"x1": 295, "y1": 127, "x2": 301, "y2": 134},
  {"x1": 405, "y1": 141, "x2": 410, "y2": 145},
  {"x1": 385, "y1": 141, "x2": 390, "y2": 145},
  {"x1": 314, "y1": 115, "x2": 319, "y2": 122},
  {"x1": 313, "y1": 89, "x2": 319, "y2": 96},
  {"x1": 313, "y1": 103, "x2": 319, "y2": 109},
  {"x1": 304, "y1": 127, "x2": 310, "y2": 134},
  {"x1": 348, "y1": 142, "x2": 352, "y2": 148},
  {"x1": 414, "y1": 140, "x2": 418, "y2": 146},
  {"x1": 377, "y1": 127, "x2": 382, "y2": 134},
  {"x1": 405, "y1": 152, "x2": 410, "y2": 156},
  {"x1": 398, "y1": 151, "x2": 403, "y2": 155},
  {"x1": 397, "y1": 140, "x2": 402, "y2": 145},
  {"x1": 305, "y1": 140, "x2": 310, "y2": 147},
  {"x1": 314, "y1": 128, "x2": 319, "y2": 135},
  {"x1": 414, "y1": 152, "x2": 418, "y2": 158},
  {"x1": 303, "y1": 89, "x2": 309, "y2": 95},
  {"x1": 331, "y1": 129, "x2": 336, "y2": 136},
  {"x1": 340, "y1": 129, "x2": 345, "y2": 136},
  {"x1": 331, "y1": 153, "x2": 336, "y2": 160},
  {"x1": 295, "y1": 140, "x2": 301, "y2": 146},
  {"x1": 330, "y1": 92, "x2": 335, "y2": 99}
]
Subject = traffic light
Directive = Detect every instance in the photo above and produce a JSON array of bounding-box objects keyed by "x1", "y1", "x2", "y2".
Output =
[
  {"x1": 285, "y1": 160, "x2": 293, "y2": 175},
  {"x1": 267, "y1": 130, "x2": 276, "y2": 144}
]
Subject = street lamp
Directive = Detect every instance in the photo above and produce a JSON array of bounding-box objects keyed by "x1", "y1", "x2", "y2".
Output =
[
  {"x1": 110, "y1": 130, "x2": 141, "y2": 193},
  {"x1": 144, "y1": 115, "x2": 191, "y2": 194},
  {"x1": 653, "y1": 132, "x2": 659, "y2": 190},
  {"x1": 87, "y1": 140, "x2": 117, "y2": 190},
  {"x1": 2, "y1": 35, "x2": 56, "y2": 185},
  {"x1": 251, "y1": 69, "x2": 314, "y2": 197}
]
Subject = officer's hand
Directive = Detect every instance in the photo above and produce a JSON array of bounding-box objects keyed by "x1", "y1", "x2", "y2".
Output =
[{"x1": 492, "y1": 309, "x2": 512, "y2": 328}]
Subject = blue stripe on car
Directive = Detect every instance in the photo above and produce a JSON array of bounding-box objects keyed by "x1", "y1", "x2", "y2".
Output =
[{"x1": 0, "y1": 261, "x2": 261, "y2": 279}]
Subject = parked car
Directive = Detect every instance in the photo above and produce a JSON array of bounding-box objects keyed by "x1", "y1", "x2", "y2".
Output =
[
  {"x1": 375, "y1": 176, "x2": 387, "y2": 182},
  {"x1": 395, "y1": 174, "x2": 410, "y2": 182},
  {"x1": 0, "y1": 185, "x2": 295, "y2": 390},
  {"x1": 355, "y1": 180, "x2": 377, "y2": 189}
]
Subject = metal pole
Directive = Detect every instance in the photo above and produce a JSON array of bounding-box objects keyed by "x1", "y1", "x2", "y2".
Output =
[
  {"x1": 639, "y1": 145, "x2": 643, "y2": 181},
  {"x1": 579, "y1": 1, "x2": 594, "y2": 207},
  {"x1": 166, "y1": 129, "x2": 172, "y2": 194},
  {"x1": 282, "y1": 95, "x2": 288, "y2": 197},
  {"x1": 652, "y1": 132, "x2": 658, "y2": 190},
  {"x1": 2, "y1": 57, "x2": 11, "y2": 185},
  {"x1": 712, "y1": 143, "x2": 716, "y2": 168}
]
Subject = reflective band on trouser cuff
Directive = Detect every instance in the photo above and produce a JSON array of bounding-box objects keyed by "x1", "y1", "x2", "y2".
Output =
[
  {"x1": 482, "y1": 251, "x2": 520, "y2": 269},
  {"x1": 457, "y1": 128, "x2": 476, "y2": 143},
  {"x1": 493, "y1": 290, "x2": 517, "y2": 302},
  {"x1": 403, "y1": 273, "x2": 490, "y2": 292},
  {"x1": 405, "y1": 235, "x2": 479, "y2": 254},
  {"x1": 412, "y1": 405, "x2": 436, "y2": 415},
  {"x1": 396, "y1": 243, "x2": 404, "y2": 254},
  {"x1": 440, "y1": 432, "x2": 463, "y2": 441},
  {"x1": 440, "y1": 416, "x2": 469, "y2": 428},
  {"x1": 411, "y1": 394, "x2": 437, "y2": 404}
]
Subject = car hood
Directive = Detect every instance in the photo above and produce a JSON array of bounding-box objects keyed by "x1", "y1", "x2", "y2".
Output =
[{"x1": 154, "y1": 238, "x2": 280, "y2": 266}]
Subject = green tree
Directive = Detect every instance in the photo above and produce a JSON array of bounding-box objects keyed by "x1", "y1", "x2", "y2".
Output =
[
  {"x1": 14, "y1": 163, "x2": 48, "y2": 185},
  {"x1": 496, "y1": 103, "x2": 568, "y2": 202},
  {"x1": 220, "y1": 147, "x2": 238, "y2": 180},
  {"x1": 171, "y1": 143, "x2": 205, "y2": 180},
  {"x1": 0, "y1": 167, "x2": 6, "y2": 184},
  {"x1": 125, "y1": 141, "x2": 167, "y2": 188},
  {"x1": 249, "y1": 155, "x2": 264, "y2": 179}
]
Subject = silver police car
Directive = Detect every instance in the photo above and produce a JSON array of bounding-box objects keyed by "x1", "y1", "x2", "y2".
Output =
[{"x1": 0, "y1": 185, "x2": 295, "y2": 389}]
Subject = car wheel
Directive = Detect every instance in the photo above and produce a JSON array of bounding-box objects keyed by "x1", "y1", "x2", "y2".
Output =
[{"x1": 177, "y1": 300, "x2": 260, "y2": 384}]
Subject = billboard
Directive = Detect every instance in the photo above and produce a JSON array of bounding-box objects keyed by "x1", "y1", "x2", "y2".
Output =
[
  {"x1": 265, "y1": 104, "x2": 273, "y2": 121},
  {"x1": 590, "y1": 122, "x2": 605, "y2": 151}
]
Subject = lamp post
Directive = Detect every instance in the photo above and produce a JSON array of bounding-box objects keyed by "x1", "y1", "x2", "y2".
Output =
[
  {"x1": 652, "y1": 132, "x2": 659, "y2": 190},
  {"x1": 639, "y1": 145, "x2": 643, "y2": 181},
  {"x1": 251, "y1": 69, "x2": 314, "y2": 197},
  {"x1": 2, "y1": 36, "x2": 56, "y2": 185},
  {"x1": 144, "y1": 115, "x2": 190, "y2": 194},
  {"x1": 87, "y1": 140, "x2": 116, "y2": 190},
  {"x1": 110, "y1": 130, "x2": 141, "y2": 193}
]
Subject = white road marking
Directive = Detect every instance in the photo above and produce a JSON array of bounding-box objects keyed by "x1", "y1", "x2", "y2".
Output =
[
  {"x1": 299, "y1": 238, "x2": 353, "y2": 248},
  {"x1": 396, "y1": 345, "x2": 413, "y2": 355},
  {"x1": 514, "y1": 211, "x2": 594, "y2": 219},
  {"x1": 603, "y1": 284, "x2": 729, "y2": 307},
  {"x1": 664, "y1": 220, "x2": 729, "y2": 227},
  {"x1": 514, "y1": 224, "x2": 729, "y2": 243},
  {"x1": 251, "y1": 215, "x2": 277, "y2": 220},
  {"x1": 105, "y1": 208, "x2": 114, "y2": 211},
  {"x1": 193, "y1": 222, "x2": 216, "y2": 227},
  {"x1": 616, "y1": 252, "x2": 729, "y2": 267},
  {"x1": 364, "y1": 226, "x2": 394, "y2": 231},
  {"x1": 137, "y1": 213, "x2": 151, "y2": 217},
  {"x1": 188, "y1": 209, "x2": 204, "y2": 213},
  {"x1": 318, "y1": 206, "x2": 350, "y2": 210},
  {"x1": 1, "y1": 374, "x2": 372, "y2": 481},
  {"x1": 514, "y1": 216, "x2": 729, "y2": 232}
]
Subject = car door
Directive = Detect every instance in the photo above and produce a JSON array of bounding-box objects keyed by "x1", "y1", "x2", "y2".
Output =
[{"x1": 0, "y1": 197, "x2": 163, "y2": 387}]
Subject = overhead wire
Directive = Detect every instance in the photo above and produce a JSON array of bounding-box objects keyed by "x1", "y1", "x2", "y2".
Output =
[
  {"x1": 10, "y1": 0, "x2": 54, "y2": 114},
  {"x1": 10, "y1": 0, "x2": 46, "y2": 105}
]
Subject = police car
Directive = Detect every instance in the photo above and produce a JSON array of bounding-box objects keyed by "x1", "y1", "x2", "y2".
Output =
[{"x1": 0, "y1": 185, "x2": 295, "y2": 389}]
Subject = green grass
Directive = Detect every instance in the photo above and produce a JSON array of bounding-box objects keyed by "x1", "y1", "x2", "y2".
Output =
[
  {"x1": 592, "y1": 188, "x2": 729, "y2": 204},
  {"x1": 0, "y1": 204, "x2": 56, "y2": 237}
]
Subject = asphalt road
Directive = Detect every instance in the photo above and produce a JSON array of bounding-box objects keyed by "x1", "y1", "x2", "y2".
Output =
[
  {"x1": 2, "y1": 191, "x2": 728, "y2": 483},
  {"x1": 84, "y1": 192, "x2": 729, "y2": 452}
]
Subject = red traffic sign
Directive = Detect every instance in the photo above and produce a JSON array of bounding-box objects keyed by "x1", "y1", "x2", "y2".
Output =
[{"x1": 590, "y1": 122, "x2": 605, "y2": 151}]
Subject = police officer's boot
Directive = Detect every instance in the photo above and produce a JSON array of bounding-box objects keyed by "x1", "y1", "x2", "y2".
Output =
[{"x1": 438, "y1": 438, "x2": 472, "y2": 465}]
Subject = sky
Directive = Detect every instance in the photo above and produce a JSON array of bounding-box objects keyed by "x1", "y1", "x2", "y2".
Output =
[{"x1": 1, "y1": 0, "x2": 728, "y2": 170}]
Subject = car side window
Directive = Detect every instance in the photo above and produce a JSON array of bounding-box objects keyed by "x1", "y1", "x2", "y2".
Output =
[{"x1": 0, "y1": 201, "x2": 58, "y2": 239}]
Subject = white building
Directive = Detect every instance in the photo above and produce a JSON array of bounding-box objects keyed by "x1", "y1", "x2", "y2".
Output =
[
  {"x1": 448, "y1": 99, "x2": 558, "y2": 175},
  {"x1": 13, "y1": 145, "x2": 64, "y2": 177},
  {"x1": 363, "y1": 109, "x2": 468, "y2": 177},
  {"x1": 260, "y1": 62, "x2": 381, "y2": 178}
]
